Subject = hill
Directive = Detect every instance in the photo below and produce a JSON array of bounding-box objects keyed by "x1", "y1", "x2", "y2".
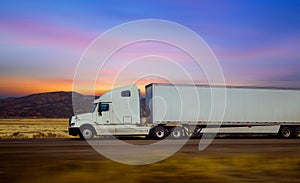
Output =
[{"x1": 0, "y1": 92, "x2": 94, "y2": 118}]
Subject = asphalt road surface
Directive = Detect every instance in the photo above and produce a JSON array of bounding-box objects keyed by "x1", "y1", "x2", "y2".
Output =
[{"x1": 0, "y1": 138, "x2": 300, "y2": 160}]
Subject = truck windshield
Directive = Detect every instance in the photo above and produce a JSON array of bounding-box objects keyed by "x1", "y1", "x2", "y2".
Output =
[{"x1": 91, "y1": 104, "x2": 97, "y2": 112}]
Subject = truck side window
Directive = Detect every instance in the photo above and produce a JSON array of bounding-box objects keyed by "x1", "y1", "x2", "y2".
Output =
[
  {"x1": 99, "y1": 103, "x2": 109, "y2": 112},
  {"x1": 121, "y1": 90, "x2": 131, "y2": 97}
]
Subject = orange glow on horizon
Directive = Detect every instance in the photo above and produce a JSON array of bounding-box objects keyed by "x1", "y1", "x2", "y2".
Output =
[
  {"x1": 0, "y1": 77, "x2": 73, "y2": 96},
  {"x1": 0, "y1": 76, "x2": 154, "y2": 97}
]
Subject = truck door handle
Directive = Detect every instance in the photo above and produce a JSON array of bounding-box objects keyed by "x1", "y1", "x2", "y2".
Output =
[{"x1": 106, "y1": 121, "x2": 109, "y2": 123}]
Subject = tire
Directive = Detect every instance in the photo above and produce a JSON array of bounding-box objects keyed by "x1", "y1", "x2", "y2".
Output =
[
  {"x1": 193, "y1": 126, "x2": 202, "y2": 137},
  {"x1": 171, "y1": 127, "x2": 183, "y2": 139},
  {"x1": 280, "y1": 126, "x2": 293, "y2": 138},
  {"x1": 183, "y1": 126, "x2": 193, "y2": 138},
  {"x1": 183, "y1": 125, "x2": 202, "y2": 138},
  {"x1": 152, "y1": 126, "x2": 166, "y2": 140},
  {"x1": 79, "y1": 125, "x2": 95, "y2": 140},
  {"x1": 294, "y1": 127, "x2": 300, "y2": 138}
]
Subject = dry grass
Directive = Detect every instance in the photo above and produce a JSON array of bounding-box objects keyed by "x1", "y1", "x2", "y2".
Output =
[
  {"x1": 0, "y1": 118, "x2": 71, "y2": 138},
  {"x1": 3, "y1": 154, "x2": 300, "y2": 183}
]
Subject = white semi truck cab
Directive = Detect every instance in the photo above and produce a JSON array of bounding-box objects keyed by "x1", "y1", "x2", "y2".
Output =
[
  {"x1": 69, "y1": 85, "x2": 152, "y2": 139},
  {"x1": 69, "y1": 83, "x2": 300, "y2": 139}
]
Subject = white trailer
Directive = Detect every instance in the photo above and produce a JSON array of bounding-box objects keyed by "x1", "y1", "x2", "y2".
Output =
[{"x1": 69, "y1": 83, "x2": 300, "y2": 139}]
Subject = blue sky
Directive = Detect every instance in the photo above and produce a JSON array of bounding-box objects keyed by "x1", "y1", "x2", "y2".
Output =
[{"x1": 0, "y1": 0, "x2": 300, "y2": 97}]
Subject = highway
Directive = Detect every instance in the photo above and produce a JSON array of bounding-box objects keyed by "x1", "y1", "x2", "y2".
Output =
[{"x1": 1, "y1": 138, "x2": 300, "y2": 158}]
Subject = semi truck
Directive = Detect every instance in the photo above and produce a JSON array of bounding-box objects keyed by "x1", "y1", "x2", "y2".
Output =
[{"x1": 69, "y1": 83, "x2": 300, "y2": 139}]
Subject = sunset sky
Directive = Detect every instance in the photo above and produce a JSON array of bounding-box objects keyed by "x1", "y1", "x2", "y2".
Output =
[{"x1": 1, "y1": 0, "x2": 300, "y2": 98}]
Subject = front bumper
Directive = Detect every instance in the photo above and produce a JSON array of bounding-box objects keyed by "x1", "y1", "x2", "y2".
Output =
[{"x1": 69, "y1": 127, "x2": 80, "y2": 136}]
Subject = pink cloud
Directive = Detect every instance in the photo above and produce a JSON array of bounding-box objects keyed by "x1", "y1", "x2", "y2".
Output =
[{"x1": 0, "y1": 18, "x2": 96, "y2": 53}]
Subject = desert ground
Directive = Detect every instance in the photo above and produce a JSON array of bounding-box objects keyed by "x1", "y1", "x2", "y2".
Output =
[
  {"x1": 0, "y1": 119, "x2": 300, "y2": 183},
  {"x1": 0, "y1": 118, "x2": 70, "y2": 138}
]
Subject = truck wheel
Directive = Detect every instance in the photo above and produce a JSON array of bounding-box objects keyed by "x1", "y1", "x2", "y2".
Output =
[
  {"x1": 171, "y1": 127, "x2": 183, "y2": 139},
  {"x1": 183, "y1": 126, "x2": 193, "y2": 137},
  {"x1": 80, "y1": 125, "x2": 95, "y2": 140},
  {"x1": 294, "y1": 127, "x2": 300, "y2": 138},
  {"x1": 152, "y1": 126, "x2": 166, "y2": 140},
  {"x1": 280, "y1": 126, "x2": 293, "y2": 138},
  {"x1": 193, "y1": 126, "x2": 202, "y2": 137}
]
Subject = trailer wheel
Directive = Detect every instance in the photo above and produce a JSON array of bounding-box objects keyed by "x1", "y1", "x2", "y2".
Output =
[
  {"x1": 79, "y1": 125, "x2": 95, "y2": 140},
  {"x1": 171, "y1": 127, "x2": 183, "y2": 139},
  {"x1": 294, "y1": 127, "x2": 300, "y2": 138},
  {"x1": 152, "y1": 126, "x2": 166, "y2": 140},
  {"x1": 280, "y1": 126, "x2": 293, "y2": 138}
]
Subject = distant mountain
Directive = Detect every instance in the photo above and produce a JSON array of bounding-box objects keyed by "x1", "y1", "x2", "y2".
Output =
[{"x1": 0, "y1": 92, "x2": 94, "y2": 118}]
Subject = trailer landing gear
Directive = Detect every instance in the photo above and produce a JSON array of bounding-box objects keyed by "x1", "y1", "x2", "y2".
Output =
[{"x1": 294, "y1": 127, "x2": 300, "y2": 138}]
